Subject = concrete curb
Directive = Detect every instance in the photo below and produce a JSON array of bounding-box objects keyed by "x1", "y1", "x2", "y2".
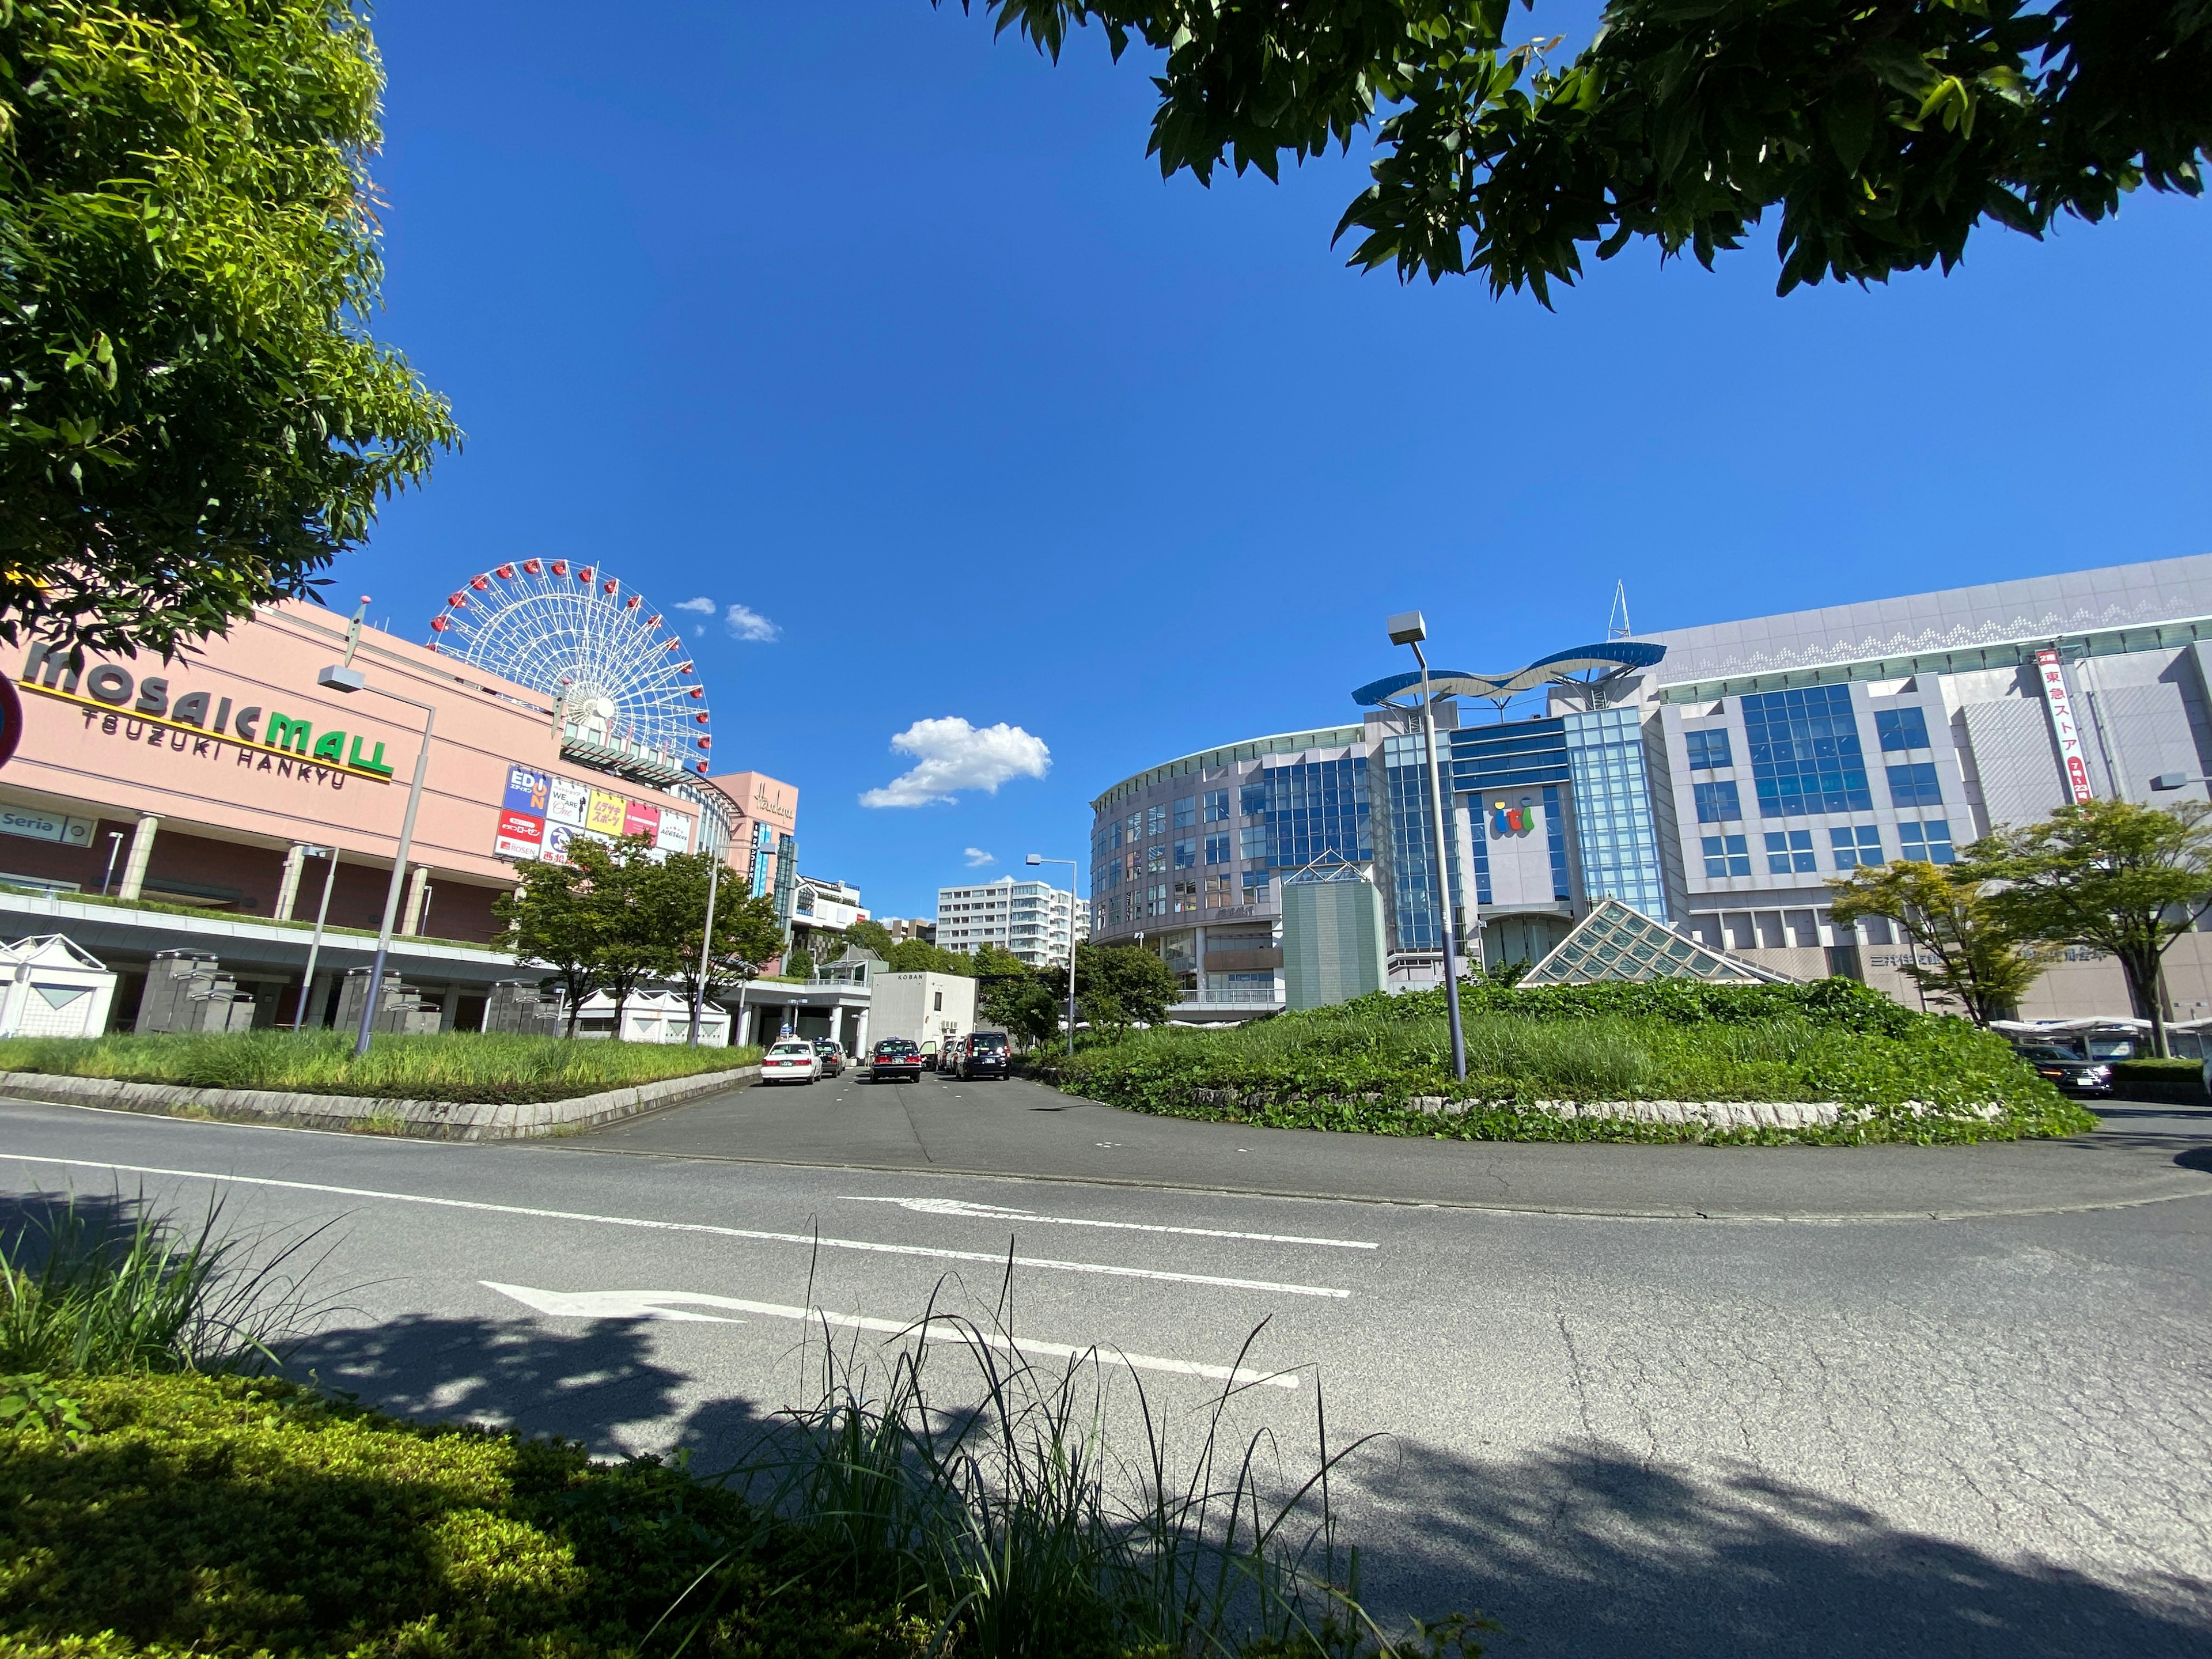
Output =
[
  {"x1": 1186, "y1": 1089, "x2": 2005, "y2": 1131},
  {"x1": 0, "y1": 1064, "x2": 759, "y2": 1141}
]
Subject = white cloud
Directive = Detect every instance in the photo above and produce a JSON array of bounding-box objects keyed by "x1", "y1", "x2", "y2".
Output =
[
  {"x1": 693, "y1": 625, "x2": 704, "y2": 638},
  {"x1": 859, "y1": 717, "x2": 1051, "y2": 809},
  {"x1": 725, "y1": 603, "x2": 779, "y2": 642},
  {"x1": 964, "y1": 847, "x2": 995, "y2": 868},
  {"x1": 675, "y1": 596, "x2": 717, "y2": 615}
]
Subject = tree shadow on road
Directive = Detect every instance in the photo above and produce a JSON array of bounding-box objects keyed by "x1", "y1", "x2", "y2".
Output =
[{"x1": 1344, "y1": 1435, "x2": 2211, "y2": 1659}]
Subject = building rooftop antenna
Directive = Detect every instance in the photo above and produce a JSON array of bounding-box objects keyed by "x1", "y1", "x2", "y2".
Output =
[{"x1": 1608, "y1": 580, "x2": 1633, "y2": 642}]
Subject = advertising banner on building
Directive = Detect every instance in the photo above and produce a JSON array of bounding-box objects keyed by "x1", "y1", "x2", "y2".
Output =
[
  {"x1": 2035, "y1": 649, "x2": 2096, "y2": 804},
  {"x1": 656, "y1": 812, "x2": 694, "y2": 855},
  {"x1": 503, "y1": 766, "x2": 550, "y2": 817},
  {"x1": 495, "y1": 809, "x2": 544, "y2": 861},
  {"x1": 586, "y1": 789, "x2": 627, "y2": 836},
  {"x1": 623, "y1": 800, "x2": 661, "y2": 840},
  {"x1": 547, "y1": 775, "x2": 589, "y2": 828}
]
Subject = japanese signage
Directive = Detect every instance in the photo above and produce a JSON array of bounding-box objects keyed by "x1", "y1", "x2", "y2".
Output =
[
  {"x1": 0, "y1": 800, "x2": 94, "y2": 846},
  {"x1": 494, "y1": 763, "x2": 692, "y2": 865},
  {"x1": 2034, "y1": 649, "x2": 2096, "y2": 804}
]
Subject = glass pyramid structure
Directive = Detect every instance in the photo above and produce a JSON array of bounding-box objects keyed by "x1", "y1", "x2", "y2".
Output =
[{"x1": 1519, "y1": 897, "x2": 1802, "y2": 987}]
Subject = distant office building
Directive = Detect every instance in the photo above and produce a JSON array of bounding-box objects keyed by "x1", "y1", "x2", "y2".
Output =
[
  {"x1": 936, "y1": 876, "x2": 1080, "y2": 967},
  {"x1": 1089, "y1": 553, "x2": 2212, "y2": 1020},
  {"x1": 790, "y1": 874, "x2": 866, "y2": 960},
  {"x1": 883, "y1": 916, "x2": 936, "y2": 945}
]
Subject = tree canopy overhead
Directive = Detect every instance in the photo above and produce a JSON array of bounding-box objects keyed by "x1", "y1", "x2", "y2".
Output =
[
  {"x1": 951, "y1": 1, "x2": 2210, "y2": 298},
  {"x1": 0, "y1": 1, "x2": 457, "y2": 656}
]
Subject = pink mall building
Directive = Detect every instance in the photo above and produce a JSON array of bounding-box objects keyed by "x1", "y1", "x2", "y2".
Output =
[{"x1": 0, "y1": 603, "x2": 797, "y2": 1031}]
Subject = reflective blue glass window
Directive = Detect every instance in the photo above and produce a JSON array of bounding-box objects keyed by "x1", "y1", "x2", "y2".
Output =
[
  {"x1": 1146, "y1": 845, "x2": 1166, "y2": 874},
  {"x1": 1203, "y1": 832, "x2": 1230, "y2": 865},
  {"x1": 1685, "y1": 728, "x2": 1733, "y2": 770},
  {"x1": 1173, "y1": 838, "x2": 1196, "y2": 869},
  {"x1": 1174, "y1": 797, "x2": 1196, "y2": 830},
  {"x1": 1887, "y1": 762, "x2": 1944, "y2": 808},
  {"x1": 1876, "y1": 706, "x2": 1931, "y2": 751},
  {"x1": 1543, "y1": 782, "x2": 1570, "y2": 901},
  {"x1": 1741, "y1": 685, "x2": 1872, "y2": 816},
  {"x1": 1381, "y1": 734, "x2": 1464, "y2": 948},
  {"x1": 1264, "y1": 756, "x2": 1373, "y2": 870},
  {"x1": 1240, "y1": 824, "x2": 1266, "y2": 860},
  {"x1": 1126, "y1": 812, "x2": 1142, "y2": 844},
  {"x1": 1108, "y1": 820, "x2": 1122, "y2": 850},
  {"x1": 1565, "y1": 707, "x2": 1669, "y2": 918},
  {"x1": 1240, "y1": 782, "x2": 1267, "y2": 816},
  {"x1": 1694, "y1": 781, "x2": 1743, "y2": 823},
  {"x1": 1897, "y1": 820, "x2": 1956, "y2": 863},
  {"x1": 1241, "y1": 870, "x2": 1271, "y2": 906},
  {"x1": 1702, "y1": 834, "x2": 1751, "y2": 878},
  {"x1": 1764, "y1": 829, "x2": 1817, "y2": 874},
  {"x1": 1147, "y1": 805, "x2": 1166, "y2": 838},
  {"x1": 1830, "y1": 825, "x2": 1884, "y2": 869},
  {"x1": 1203, "y1": 789, "x2": 1230, "y2": 823}
]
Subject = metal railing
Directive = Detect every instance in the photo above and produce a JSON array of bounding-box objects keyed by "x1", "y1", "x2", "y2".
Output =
[{"x1": 1169, "y1": 986, "x2": 1284, "y2": 1009}]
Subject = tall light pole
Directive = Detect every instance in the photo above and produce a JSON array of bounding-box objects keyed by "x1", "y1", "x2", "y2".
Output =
[
  {"x1": 689, "y1": 814, "x2": 726, "y2": 1048},
  {"x1": 290, "y1": 844, "x2": 339, "y2": 1029},
  {"x1": 1026, "y1": 854, "x2": 1080, "y2": 1055},
  {"x1": 1387, "y1": 611, "x2": 1466, "y2": 1082},
  {"x1": 318, "y1": 654, "x2": 435, "y2": 1058}
]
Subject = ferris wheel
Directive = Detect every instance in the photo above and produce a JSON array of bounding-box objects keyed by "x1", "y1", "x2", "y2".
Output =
[{"x1": 426, "y1": 558, "x2": 713, "y2": 778}]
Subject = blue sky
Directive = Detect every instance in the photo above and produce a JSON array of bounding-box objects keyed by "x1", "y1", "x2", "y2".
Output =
[{"x1": 362, "y1": 2, "x2": 2212, "y2": 921}]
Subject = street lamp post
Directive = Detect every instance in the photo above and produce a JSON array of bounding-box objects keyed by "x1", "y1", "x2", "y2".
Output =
[
  {"x1": 1386, "y1": 611, "x2": 1467, "y2": 1082},
  {"x1": 290, "y1": 844, "x2": 340, "y2": 1029},
  {"x1": 1026, "y1": 854, "x2": 1080, "y2": 1055},
  {"x1": 317, "y1": 658, "x2": 435, "y2": 1058},
  {"x1": 689, "y1": 832, "x2": 724, "y2": 1048}
]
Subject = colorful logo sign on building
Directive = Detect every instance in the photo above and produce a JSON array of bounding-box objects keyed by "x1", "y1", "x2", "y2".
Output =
[{"x1": 1490, "y1": 798, "x2": 1532, "y2": 836}]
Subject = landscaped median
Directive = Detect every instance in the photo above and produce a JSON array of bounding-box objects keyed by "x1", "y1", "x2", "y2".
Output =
[
  {"x1": 1035, "y1": 980, "x2": 2097, "y2": 1145},
  {"x1": 0, "y1": 1031, "x2": 762, "y2": 1139}
]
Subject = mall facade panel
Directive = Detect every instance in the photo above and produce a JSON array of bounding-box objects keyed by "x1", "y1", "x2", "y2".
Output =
[{"x1": 1089, "y1": 553, "x2": 2212, "y2": 1018}]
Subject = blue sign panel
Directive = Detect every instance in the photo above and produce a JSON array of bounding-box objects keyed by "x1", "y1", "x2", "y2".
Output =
[{"x1": 503, "y1": 764, "x2": 550, "y2": 816}]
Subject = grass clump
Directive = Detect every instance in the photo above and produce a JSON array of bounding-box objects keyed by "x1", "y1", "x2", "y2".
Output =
[
  {"x1": 1039, "y1": 980, "x2": 2093, "y2": 1144},
  {"x1": 0, "y1": 1029, "x2": 762, "y2": 1104}
]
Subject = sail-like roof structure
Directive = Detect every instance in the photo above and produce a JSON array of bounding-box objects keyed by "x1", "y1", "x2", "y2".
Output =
[
  {"x1": 1351, "y1": 641, "x2": 1666, "y2": 708},
  {"x1": 1519, "y1": 899, "x2": 1801, "y2": 987}
]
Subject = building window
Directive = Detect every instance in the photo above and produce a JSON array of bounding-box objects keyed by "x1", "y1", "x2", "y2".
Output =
[
  {"x1": 1897, "y1": 820, "x2": 1956, "y2": 863},
  {"x1": 1126, "y1": 812, "x2": 1142, "y2": 844},
  {"x1": 1149, "y1": 882, "x2": 1168, "y2": 917},
  {"x1": 1173, "y1": 877, "x2": 1199, "y2": 912},
  {"x1": 1107, "y1": 820, "x2": 1122, "y2": 850},
  {"x1": 1564, "y1": 707, "x2": 1670, "y2": 919},
  {"x1": 1742, "y1": 685, "x2": 1872, "y2": 816},
  {"x1": 1263, "y1": 756, "x2": 1373, "y2": 870},
  {"x1": 1203, "y1": 789, "x2": 1230, "y2": 823},
  {"x1": 1876, "y1": 706, "x2": 1932, "y2": 751},
  {"x1": 1764, "y1": 829, "x2": 1817, "y2": 874},
  {"x1": 1702, "y1": 834, "x2": 1751, "y2": 878},
  {"x1": 1887, "y1": 762, "x2": 1944, "y2": 808},
  {"x1": 1694, "y1": 780, "x2": 1743, "y2": 823},
  {"x1": 1146, "y1": 846, "x2": 1166, "y2": 874},
  {"x1": 1204, "y1": 832, "x2": 1231, "y2": 865},
  {"x1": 1241, "y1": 870, "x2": 1271, "y2": 906},
  {"x1": 1174, "y1": 797, "x2": 1195, "y2": 830},
  {"x1": 1685, "y1": 728, "x2": 1733, "y2": 770},
  {"x1": 1204, "y1": 873, "x2": 1233, "y2": 907},
  {"x1": 1105, "y1": 865, "x2": 1120, "y2": 890},
  {"x1": 1173, "y1": 838, "x2": 1196, "y2": 869},
  {"x1": 1147, "y1": 805, "x2": 1166, "y2": 838},
  {"x1": 1240, "y1": 824, "x2": 1266, "y2": 860},
  {"x1": 1831, "y1": 825, "x2": 1884, "y2": 869},
  {"x1": 1241, "y1": 781, "x2": 1267, "y2": 816}
]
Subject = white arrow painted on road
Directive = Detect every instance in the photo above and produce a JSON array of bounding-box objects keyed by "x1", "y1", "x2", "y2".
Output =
[
  {"x1": 482, "y1": 1281, "x2": 1300, "y2": 1388},
  {"x1": 839, "y1": 1194, "x2": 1377, "y2": 1250}
]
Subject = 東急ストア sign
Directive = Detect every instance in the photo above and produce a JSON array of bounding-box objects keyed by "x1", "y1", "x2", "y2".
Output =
[{"x1": 2034, "y1": 648, "x2": 2096, "y2": 804}]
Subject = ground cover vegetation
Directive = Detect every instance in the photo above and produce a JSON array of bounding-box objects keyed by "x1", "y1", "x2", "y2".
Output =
[
  {"x1": 494, "y1": 834, "x2": 784, "y2": 1037},
  {"x1": 1037, "y1": 978, "x2": 2093, "y2": 1143},
  {"x1": 0, "y1": 1028, "x2": 762, "y2": 1103},
  {"x1": 947, "y1": 1, "x2": 2210, "y2": 300},
  {"x1": 0, "y1": 1196, "x2": 1483, "y2": 1658},
  {"x1": 0, "y1": 0, "x2": 458, "y2": 658}
]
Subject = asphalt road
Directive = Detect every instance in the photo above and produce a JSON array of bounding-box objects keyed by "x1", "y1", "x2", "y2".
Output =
[{"x1": 4, "y1": 1072, "x2": 2209, "y2": 1657}]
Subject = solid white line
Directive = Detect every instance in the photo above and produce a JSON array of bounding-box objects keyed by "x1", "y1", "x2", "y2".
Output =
[
  {"x1": 838, "y1": 1194, "x2": 1377, "y2": 1250},
  {"x1": 1, "y1": 1154, "x2": 1351, "y2": 1300},
  {"x1": 480, "y1": 1281, "x2": 1301, "y2": 1388}
]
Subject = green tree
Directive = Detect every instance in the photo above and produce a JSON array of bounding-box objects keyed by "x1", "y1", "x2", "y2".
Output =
[
  {"x1": 491, "y1": 857, "x2": 603, "y2": 1039},
  {"x1": 1981, "y1": 799, "x2": 2212, "y2": 1056},
  {"x1": 574, "y1": 834, "x2": 665, "y2": 1035},
  {"x1": 0, "y1": 1, "x2": 457, "y2": 657},
  {"x1": 783, "y1": 944, "x2": 817, "y2": 982},
  {"x1": 974, "y1": 946, "x2": 1065, "y2": 1051},
  {"x1": 1828, "y1": 855, "x2": 2049, "y2": 1026},
  {"x1": 639, "y1": 853, "x2": 785, "y2": 1034},
  {"x1": 845, "y1": 918, "x2": 896, "y2": 956},
  {"x1": 883, "y1": 938, "x2": 978, "y2": 977},
  {"x1": 1073, "y1": 943, "x2": 1177, "y2": 1041},
  {"x1": 950, "y1": 1, "x2": 2210, "y2": 300}
]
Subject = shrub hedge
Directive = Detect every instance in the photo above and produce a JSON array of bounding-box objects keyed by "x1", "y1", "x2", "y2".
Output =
[
  {"x1": 1039, "y1": 982, "x2": 2095, "y2": 1145},
  {"x1": 0, "y1": 1372, "x2": 927, "y2": 1659}
]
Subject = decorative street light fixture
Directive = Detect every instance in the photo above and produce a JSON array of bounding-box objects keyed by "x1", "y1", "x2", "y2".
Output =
[
  {"x1": 1386, "y1": 610, "x2": 1467, "y2": 1082},
  {"x1": 1026, "y1": 853, "x2": 1080, "y2": 1055}
]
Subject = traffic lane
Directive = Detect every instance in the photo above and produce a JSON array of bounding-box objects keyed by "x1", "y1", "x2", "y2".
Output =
[{"x1": 578, "y1": 1064, "x2": 2212, "y2": 1221}]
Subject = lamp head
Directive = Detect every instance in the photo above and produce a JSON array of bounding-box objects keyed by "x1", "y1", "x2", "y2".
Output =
[
  {"x1": 1025, "y1": 854, "x2": 1041, "y2": 866},
  {"x1": 1386, "y1": 611, "x2": 1427, "y2": 647},
  {"x1": 317, "y1": 664, "x2": 365, "y2": 693}
]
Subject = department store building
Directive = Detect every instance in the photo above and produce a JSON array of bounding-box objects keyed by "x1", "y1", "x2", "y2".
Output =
[
  {"x1": 1089, "y1": 554, "x2": 2212, "y2": 1020},
  {"x1": 0, "y1": 601, "x2": 796, "y2": 1030}
]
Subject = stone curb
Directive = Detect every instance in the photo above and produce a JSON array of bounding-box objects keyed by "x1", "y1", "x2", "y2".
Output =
[
  {"x1": 1187, "y1": 1088, "x2": 2003, "y2": 1131},
  {"x1": 0, "y1": 1064, "x2": 760, "y2": 1141}
]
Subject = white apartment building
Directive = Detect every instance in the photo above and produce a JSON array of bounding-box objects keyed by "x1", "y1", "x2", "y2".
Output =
[{"x1": 936, "y1": 876, "x2": 1083, "y2": 967}]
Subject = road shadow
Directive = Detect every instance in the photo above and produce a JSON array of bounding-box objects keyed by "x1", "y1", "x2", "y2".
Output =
[
  {"x1": 0, "y1": 1188, "x2": 146, "y2": 1271},
  {"x1": 1344, "y1": 1436, "x2": 2211, "y2": 1658}
]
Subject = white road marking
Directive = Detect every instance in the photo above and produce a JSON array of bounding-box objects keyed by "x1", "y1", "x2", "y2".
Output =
[
  {"x1": 840, "y1": 1194, "x2": 1377, "y2": 1250},
  {"x1": 2, "y1": 1154, "x2": 1351, "y2": 1300},
  {"x1": 482, "y1": 1281, "x2": 1300, "y2": 1388}
]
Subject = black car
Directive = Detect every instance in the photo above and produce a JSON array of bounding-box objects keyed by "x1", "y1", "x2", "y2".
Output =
[
  {"x1": 862, "y1": 1038, "x2": 923, "y2": 1084},
  {"x1": 812, "y1": 1039, "x2": 844, "y2": 1078},
  {"x1": 958, "y1": 1031, "x2": 1010, "y2": 1081},
  {"x1": 2011, "y1": 1042, "x2": 2115, "y2": 1096}
]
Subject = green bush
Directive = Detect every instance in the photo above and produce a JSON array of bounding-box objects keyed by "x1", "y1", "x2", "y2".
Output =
[
  {"x1": 1037, "y1": 983, "x2": 2093, "y2": 1145},
  {"x1": 0, "y1": 1030, "x2": 761, "y2": 1105},
  {"x1": 0, "y1": 1372, "x2": 927, "y2": 1659},
  {"x1": 2111, "y1": 1057, "x2": 2206, "y2": 1084}
]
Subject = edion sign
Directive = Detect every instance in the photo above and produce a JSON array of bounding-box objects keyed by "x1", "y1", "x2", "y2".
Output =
[{"x1": 2035, "y1": 649, "x2": 2096, "y2": 805}]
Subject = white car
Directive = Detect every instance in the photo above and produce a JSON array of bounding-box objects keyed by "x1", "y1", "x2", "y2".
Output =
[{"x1": 759, "y1": 1040, "x2": 820, "y2": 1085}]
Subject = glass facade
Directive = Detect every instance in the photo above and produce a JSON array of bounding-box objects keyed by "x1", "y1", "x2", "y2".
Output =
[
  {"x1": 1694, "y1": 780, "x2": 1742, "y2": 823},
  {"x1": 1763, "y1": 828, "x2": 1817, "y2": 874},
  {"x1": 1684, "y1": 728, "x2": 1733, "y2": 770},
  {"x1": 1265, "y1": 756, "x2": 1372, "y2": 871},
  {"x1": 1876, "y1": 705, "x2": 1931, "y2": 751},
  {"x1": 1743, "y1": 685, "x2": 1872, "y2": 816},
  {"x1": 1886, "y1": 762, "x2": 1944, "y2": 808},
  {"x1": 1563, "y1": 708, "x2": 1669, "y2": 919},
  {"x1": 1702, "y1": 834, "x2": 1750, "y2": 878},
  {"x1": 1898, "y1": 819, "x2": 1956, "y2": 862},
  {"x1": 1380, "y1": 733, "x2": 1463, "y2": 950},
  {"x1": 1830, "y1": 824, "x2": 1884, "y2": 868},
  {"x1": 1542, "y1": 782, "x2": 1571, "y2": 902}
]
